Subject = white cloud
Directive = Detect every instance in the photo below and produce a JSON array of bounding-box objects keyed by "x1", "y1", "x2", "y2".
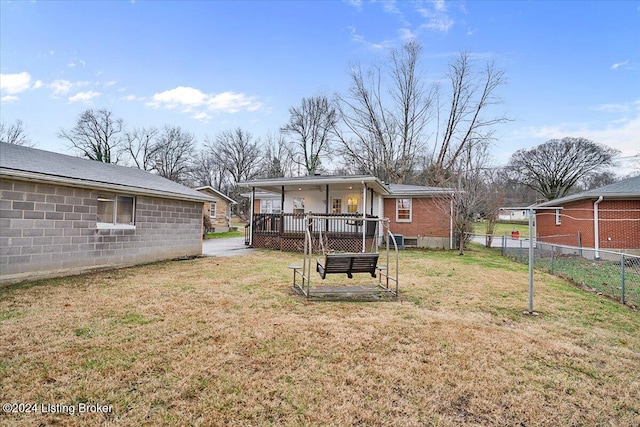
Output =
[
  {"x1": 208, "y1": 91, "x2": 262, "y2": 113},
  {"x1": 147, "y1": 86, "x2": 208, "y2": 110},
  {"x1": 593, "y1": 100, "x2": 640, "y2": 114},
  {"x1": 348, "y1": 26, "x2": 393, "y2": 50},
  {"x1": 147, "y1": 86, "x2": 262, "y2": 114},
  {"x1": 50, "y1": 79, "x2": 74, "y2": 96},
  {"x1": 417, "y1": 1, "x2": 454, "y2": 32},
  {"x1": 1, "y1": 95, "x2": 20, "y2": 103},
  {"x1": 611, "y1": 60, "x2": 629, "y2": 70},
  {"x1": 68, "y1": 91, "x2": 101, "y2": 103},
  {"x1": 193, "y1": 112, "x2": 212, "y2": 122},
  {"x1": 527, "y1": 109, "x2": 640, "y2": 159},
  {"x1": 122, "y1": 94, "x2": 143, "y2": 101},
  {"x1": 33, "y1": 80, "x2": 43, "y2": 89},
  {"x1": 0, "y1": 72, "x2": 32, "y2": 94},
  {"x1": 49, "y1": 79, "x2": 90, "y2": 97}
]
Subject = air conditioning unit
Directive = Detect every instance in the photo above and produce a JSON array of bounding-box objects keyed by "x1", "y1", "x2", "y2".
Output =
[{"x1": 392, "y1": 234, "x2": 404, "y2": 249}]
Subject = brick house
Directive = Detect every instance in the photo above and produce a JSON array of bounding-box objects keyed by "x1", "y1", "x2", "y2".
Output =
[
  {"x1": 239, "y1": 175, "x2": 454, "y2": 251},
  {"x1": 195, "y1": 186, "x2": 237, "y2": 233},
  {"x1": 535, "y1": 175, "x2": 640, "y2": 255},
  {"x1": 0, "y1": 142, "x2": 216, "y2": 284}
]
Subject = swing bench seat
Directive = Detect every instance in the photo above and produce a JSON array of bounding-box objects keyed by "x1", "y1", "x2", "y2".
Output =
[{"x1": 316, "y1": 253, "x2": 379, "y2": 279}]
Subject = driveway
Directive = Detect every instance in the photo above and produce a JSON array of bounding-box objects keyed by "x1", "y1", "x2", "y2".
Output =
[{"x1": 202, "y1": 237, "x2": 256, "y2": 257}]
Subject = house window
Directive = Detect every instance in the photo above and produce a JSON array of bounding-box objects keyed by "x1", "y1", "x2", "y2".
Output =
[
  {"x1": 97, "y1": 194, "x2": 135, "y2": 228},
  {"x1": 396, "y1": 198, "x2": 412, "y2": 222},
  {"x1": 555, "y1": 209, "x2": 561, "y2": 225},
  {"x1": 293, "y1": 198, "x2": 305, "y2": 214},
  {"x1": 347, "y1": 197, "x2": 358, "y2": 213},
  {"x1": 260, "y1": 199, "x2": 281, "y2": 214},
  {"x1": 332, "y1": 198, "x2": 342, "y2": 214},
  {"x1": 210, "y1": 201, "x2": 217, "y2": 219}
]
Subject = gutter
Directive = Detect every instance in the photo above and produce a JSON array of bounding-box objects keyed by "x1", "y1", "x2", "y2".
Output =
[{"x1": 593, "y1": 196, "x2": 603, "y2": 259}]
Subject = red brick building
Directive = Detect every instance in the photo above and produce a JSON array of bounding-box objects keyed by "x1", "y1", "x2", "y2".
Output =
[{"x1": 535, "y1": 175, "x2": 640, "y2": 254}]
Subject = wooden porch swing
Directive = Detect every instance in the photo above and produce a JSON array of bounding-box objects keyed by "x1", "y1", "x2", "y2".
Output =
[{"x1": 290, "y1": 214, "x2": 399, "y2": 300}]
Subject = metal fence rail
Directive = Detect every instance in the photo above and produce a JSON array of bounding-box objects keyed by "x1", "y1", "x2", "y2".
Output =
[{"x1": 500, "y1": 237, "x2": 640, "y2": 308}]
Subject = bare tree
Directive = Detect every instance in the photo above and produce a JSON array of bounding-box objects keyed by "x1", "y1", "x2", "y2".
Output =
[
  {"x1": 122, "y1": 126, "x2": 159, "y2": 171},
  {"x1": 335, "y1": 41, "x2": 433, "y2": 183},
  {"x1": 190, "y1": 148, "x2": 229, "y2": 191},
  {"x1": 479, "y1": 168, "x2": 506, "y2": 248},
  {"x1": 260, "y1": 132, "x2": 295, "y2": 178},
  {"x1": 206, "y1": 128, "x2": 262, "y2": 219},
  {"x1": 0, "y1": 119, "x2": 33, "y2": 146},
  {"x1": 579, "y1": 170, "x2": 618, "y2": 191},
  {"x1": 429, "y1": 52, "x2": 509, "y2": 185},
  {"x1": 153, "y1": 125, "x2": 196, "y2": 183},
  {"x1": 58, "y1": 109, "x2": 124, "y2": 163},
  {"x1": 507, "y1": 137, "x2": 619, "y2": 200},
  {"x1": 209, "y1": 128, "x2": 262, "y2": 185},
  {"x1": 282, "y1": 96, "x2": 337, "y2": 176}
]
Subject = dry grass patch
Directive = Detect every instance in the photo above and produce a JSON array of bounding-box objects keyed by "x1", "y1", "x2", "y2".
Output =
[{"x1": 1, "y1": 247, "x2": 639, "y2": 426}]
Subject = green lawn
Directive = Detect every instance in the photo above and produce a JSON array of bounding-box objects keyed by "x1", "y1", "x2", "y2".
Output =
[{"x1": 473, "y1": 221, "x2": 532, "y2": 238}]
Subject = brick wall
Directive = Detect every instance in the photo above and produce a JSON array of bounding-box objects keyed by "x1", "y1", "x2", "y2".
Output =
[
  {"x1": 204, "y1": 199, "x2": 232, "y2": 231},
  {"x1": 0, "y1": 178, "x2": 203, "y2": 284},
  {"x1": 536, "y1": 199, "x2": 640, "y2": 250},
  {"x1": 384, "y1": 197, "x2": 451, "y2": 248}
]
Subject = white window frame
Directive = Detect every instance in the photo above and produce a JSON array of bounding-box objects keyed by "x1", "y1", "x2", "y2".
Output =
[
  {"x1": 210, "y1": 201, "x2": 217, "y2": 219},
  {"x1": 347, "y1": 196, "x2": 358, "y2": 214},
  {"x1": 396, "y1": 198, "x2": 412, "y2": 223},
  {"x1": 260, "y1": 199, "x2": 281, "y2": 214},
  {"x1": 555, "y1": 209, "x2": 562, "y2": 225},
  {"x1": 293, "y1": 198, "x2": 305, "y2": 214},
  {"x1": 332, "y1": 198, "x2": 342, "y2": 214},
  {"x1": 97, "y1": 194, "x2": 136, "y2": 230}
]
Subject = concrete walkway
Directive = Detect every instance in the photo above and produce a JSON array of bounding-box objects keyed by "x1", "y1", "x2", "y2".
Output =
[{"x1": 202, "y1": 237, "x2": 256, "y2": 257}]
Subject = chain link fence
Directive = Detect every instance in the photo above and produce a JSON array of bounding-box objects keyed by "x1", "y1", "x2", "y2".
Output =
[{"x1": 499, "y1": 236, "x2": 640, "y2": 308}]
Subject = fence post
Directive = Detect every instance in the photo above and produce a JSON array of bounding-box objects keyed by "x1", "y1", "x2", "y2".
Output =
[
  {"x1": 551, "y1": 245, "x2": 555, "y2": 274},
  {"x1": 519, "y1": 239, "x2": 523, "y2": 263},
  {"x1": 621, "y1": 254, "x2": 626, "y2": 305},
  {"x1": 502, "y1": 235, "x2": 506, "y2": 256}
]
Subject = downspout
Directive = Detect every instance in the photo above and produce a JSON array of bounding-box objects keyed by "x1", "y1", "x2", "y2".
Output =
[
  {"x1": 249, "y1": 187, "x2": 255, "y2": 247},
  {"x1": 594, "y1": 196, "x2": 603, "y2": 259}
]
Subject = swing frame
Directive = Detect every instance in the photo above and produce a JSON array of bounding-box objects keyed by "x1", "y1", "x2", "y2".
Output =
[{"x1": 291, "y1": 214, "x2": 399, "y2": 300}]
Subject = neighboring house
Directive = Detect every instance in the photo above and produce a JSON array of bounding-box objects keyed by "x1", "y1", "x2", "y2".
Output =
[
  {"x1": 498, "y1": 208, "x2": 529, "y2": 221},
  {"x1": 195, "y1": 186, "x2": 237, "y2": 233},
  {"x1": 239, "y1": 175, "x2": 455, "y2": 251},
  {"x1": 0, "y1": 142, "x2": 216, "y2": 284},
  {"x1": 535, "y1": 175, "x2": 640, "y2": 254}
]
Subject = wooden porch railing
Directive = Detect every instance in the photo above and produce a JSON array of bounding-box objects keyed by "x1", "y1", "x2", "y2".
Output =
[{"x1": 250, "y1": 213, "x2": 378, "y2": 237}]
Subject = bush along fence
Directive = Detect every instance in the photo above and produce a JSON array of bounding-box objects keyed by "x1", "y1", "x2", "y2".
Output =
[{"x1": 499, "y1": 236, "x2": 640, "y2": 308}]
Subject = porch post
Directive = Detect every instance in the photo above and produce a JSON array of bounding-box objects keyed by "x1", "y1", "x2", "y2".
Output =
[
  {"x1": 370, "y1": 188, "x2": 374, "y2": 216},
  {"x1": 325, "y1": 184, "x2": 330, "y2": 233},
  {"x1": 362, "y1": 183, "x2": 367, "y2": 252},
  {"x1": 249, "y1": 187, "x2": 255, "y2": 247},
  {"x1": 281, "y1": 186, "x2": 285, "y2": 237}
]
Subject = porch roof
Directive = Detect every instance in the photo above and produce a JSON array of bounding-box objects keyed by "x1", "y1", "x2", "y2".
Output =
[{"x1": 238, "y1": 175, "x2": 389, "y2": 194}]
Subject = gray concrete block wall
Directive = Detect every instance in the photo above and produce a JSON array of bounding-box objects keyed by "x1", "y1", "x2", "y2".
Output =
[{"x1": 1, "y1": 178, "x2": 203, "y2": 284}]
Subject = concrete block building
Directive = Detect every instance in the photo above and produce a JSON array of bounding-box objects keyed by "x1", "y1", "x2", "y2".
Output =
[{"x1": 0, "y1": 142, "x2": 215, "y2": 284}]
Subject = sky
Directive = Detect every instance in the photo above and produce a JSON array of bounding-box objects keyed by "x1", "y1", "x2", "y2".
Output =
[{"x1": 1, "y1": 0, "x2": 639, "y2": 172}]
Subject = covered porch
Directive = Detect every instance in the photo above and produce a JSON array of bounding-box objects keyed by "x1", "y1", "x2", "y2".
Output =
[
  {"x1": 240, "y1": 175, "x2": 389, "y2": 252},
  {"x1": 245, "y1": 212, "x2": 378, "y2": 252}
]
